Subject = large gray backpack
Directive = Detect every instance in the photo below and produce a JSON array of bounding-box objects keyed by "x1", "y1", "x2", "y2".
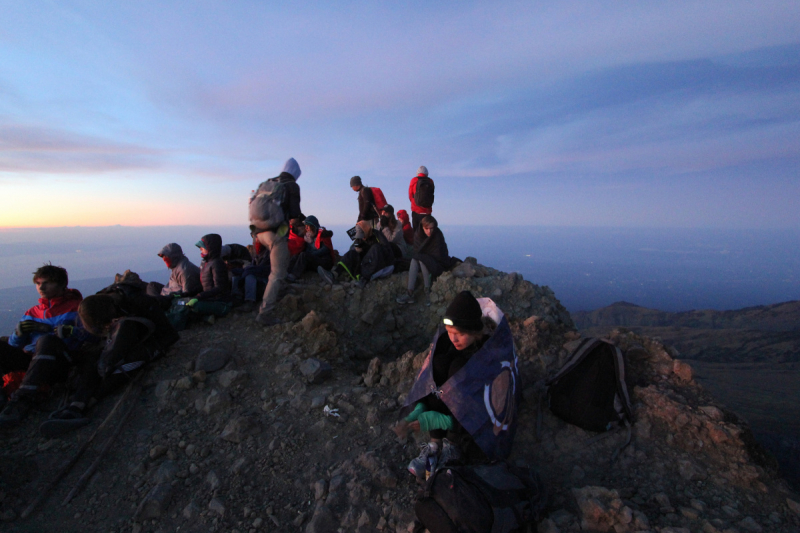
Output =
[{"x1": 249, "y1": 178, "x2": 286, "y2": 232}]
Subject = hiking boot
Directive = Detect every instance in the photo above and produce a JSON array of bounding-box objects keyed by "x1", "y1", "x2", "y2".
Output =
[
  {"x1": 439, "y1": 438, "x2": 461, "y2": 466},
  {"x1": 0, "y1": 398, "x2": 33, "y2": 429},
  {"x1": 396, "y1": 292, "x2": 415, "y2": 305},
  {"x1": 407, "y1": 441, "x2": 439, "y2": 478},
  {"x1": 317, "y1": 266, "x2": 335, "y2": 286},
  {"x1": 234, "y1": 301, "x2": 257, "y2": 314},
  {"x1": 255, "y1": 312, "x2": 283, "y2": 327}
]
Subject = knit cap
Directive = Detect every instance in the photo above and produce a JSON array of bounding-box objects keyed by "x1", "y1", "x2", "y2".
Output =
[
  {"x1": 417, "y1": 166, "x2": 428, "y2": 176},
  {"x1": 350, "y1": 175, "x2": 362, "y2": 187},
  {"x1": 443, "y1": 291, "x2": 483, "y2": 332}
]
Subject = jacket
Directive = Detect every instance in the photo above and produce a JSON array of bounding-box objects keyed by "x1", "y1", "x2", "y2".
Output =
[
  {"x1": 397, "y1": 210, "x2": 414, "y2": 244},
  {"x1": 158, "y1": 243, "x2": 202, "y2": 297},
  {"x1": 378, "y1": 221, "x2": 409, "y2": 257},
  {"x1": 307, "y1": 229, "x2": 335, "y2": 261},
  {"x1": 408, "y1": 175, "x2": 434, "y2": 215},
  {"x1": 9, "y1": 288, "x2": 83, "y2": 352},
  {"x1": 413, "y1": 225, "x2": 450, "y2": 278},
  {"x1": 278, "y1": 157, "x2": 302, "y2": 221},
  {"x1": 197, "y1": 234, "x2": 231, "y2": 301},
  {"x1": 357, "y1": 186, "x2": 377, "y2": 222},
  {"x1": 288, "y1": 229, "x2": 306, "y2": 257}
]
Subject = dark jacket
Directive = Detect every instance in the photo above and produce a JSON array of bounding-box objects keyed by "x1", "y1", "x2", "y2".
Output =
[
  {"x1": 357, "y1": 186, "x2": 376, "y2": 222},
  {"x1": 198, "y1": 234, "x2": 231, "y2": 301},
  {"x1": 277, "y1": 172, "x2": 302, "y2": 221},
  {"x1": 412, "y1": 225, "x2": 450, "y2": 278}
]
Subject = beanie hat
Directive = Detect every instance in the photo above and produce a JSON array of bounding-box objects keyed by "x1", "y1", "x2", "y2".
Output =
[
  {"x1": 417, "y1": 166, "x2": 428, "y2": 176},
  {"x1": 443, "y1": 291, "x2": 483, "y2": 332},
  {"x1": 350, "y1": 175, "x2": 362, "y2": 187},
  {"x1": 304, "y1": 215, "x2": 320, "y2": 231}
]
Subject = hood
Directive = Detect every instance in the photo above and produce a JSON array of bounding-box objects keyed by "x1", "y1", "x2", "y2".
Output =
[
  {"x1": 198, "y1": 233, "x2": 222, "y2": 260},
  {"x1": 158, "y1": 243, "x2": 184, "y2": 263},
  {"x1": 397, "y1": 210, "x2": 410, "y2": 225},
  {"x1": 38, "y1": 287, "x2": 83, "y2": 307},
  {"x1": 281, "y1": 157, "x2": 301, "y2": 181}
]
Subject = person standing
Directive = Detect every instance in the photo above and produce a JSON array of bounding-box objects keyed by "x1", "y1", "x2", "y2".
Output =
[
  {"x1": 249, "y1": 158, "x2": 302, "y2": 326},
  {"x1": 408, "y1": 165, "x2": 435, "y2": 231}
]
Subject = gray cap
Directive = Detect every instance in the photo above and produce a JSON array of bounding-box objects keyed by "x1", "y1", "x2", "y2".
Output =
[
  {"x1": 417, "y1": 166, "x2": 428, "y2": 176},
  {"x1": 350, "y1": 175, "x2": 362, "y2": 187}
]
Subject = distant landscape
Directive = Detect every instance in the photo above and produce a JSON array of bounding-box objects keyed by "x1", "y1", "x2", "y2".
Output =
[{"x1": 575, "y1": 300, "x2": 800, "y2": 488}]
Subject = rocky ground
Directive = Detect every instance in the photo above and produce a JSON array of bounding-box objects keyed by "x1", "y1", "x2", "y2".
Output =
[{"x1": 1, "y1": 258, "x2": 800, "y2": 533}]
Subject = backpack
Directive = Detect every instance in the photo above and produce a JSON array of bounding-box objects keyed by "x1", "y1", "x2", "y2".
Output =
[
  {"x1": 544, "y1": 338, "x2": 633, "y2": 432},
  {"x1": 414, "y1": 176, "x2": 435, "y2": 208},
  {"x1": 415, "y1": 462, "x2": 546, "y2": 533},
  {"x1": 359, "y1": 242, "x2": 395, "y2": 281},
  {"x1": 370, "y1": 187, "x2": 387, "y2": 213},
  {"x1": 249, "y1": 178, "x2": 286, "y2": 231}
]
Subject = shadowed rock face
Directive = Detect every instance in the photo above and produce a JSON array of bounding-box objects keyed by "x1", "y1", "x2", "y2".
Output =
[{"x1": 1, "y1": 260, "x2": 799, "y2": 532}]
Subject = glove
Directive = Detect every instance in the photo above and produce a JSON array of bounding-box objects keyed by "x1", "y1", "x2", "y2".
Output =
[
  {"x1": 186, "y1": 299, "x2": 199, "y2": 307},
  {"x1": 56, "y1": 325, "x2": 75, "y2": 338},
  {"x1": 417, "y1": 411, "x2": 455, "y2": 432},
  {"x1": 16, "y1": 320, "x2": 51, "y2": 335}
]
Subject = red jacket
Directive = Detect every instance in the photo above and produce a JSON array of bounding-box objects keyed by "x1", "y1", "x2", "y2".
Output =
[
  {"x1": 8, "y1": 288, "x2": 82, "y2": 352},
  {"x1": 408, "y1": 175, "x2": 433, "y2": 215},
  {"x1": 315, "y1": 231, "x2": 336, "y2": 262},
  {"x1": 288, "y1": 230, "x2": 306, "y2": 257},
  {"x1": 397, "y1": 210, "x2": 414, "y2": 244}
]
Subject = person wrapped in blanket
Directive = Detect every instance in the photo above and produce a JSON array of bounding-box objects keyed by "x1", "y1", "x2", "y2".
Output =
[
  {"x1": 317, "y1": 220, "x2": 395, "y2": 287},
  {"x1": 40, "y1": 286, "x2": 181, "y2": 432},
  {"x1": 393, "y1": 291, "x2": 521, "y2": 479}
]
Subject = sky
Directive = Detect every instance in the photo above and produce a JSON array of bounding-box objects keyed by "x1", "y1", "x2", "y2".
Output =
[{"x1": 1, "y1": 2, "x2": 799, "y2": 229}]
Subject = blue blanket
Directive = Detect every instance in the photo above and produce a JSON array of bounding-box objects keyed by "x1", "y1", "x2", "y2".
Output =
[{"x1": 405, "y1": 298, "x2": 521, "y2": 460}]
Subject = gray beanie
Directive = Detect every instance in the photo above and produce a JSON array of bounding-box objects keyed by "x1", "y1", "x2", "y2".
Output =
[
  {"x1": 350, "y1": 175, "x2": 362, "y2": 187},
  {"x1": 417, "y1": 166, "x2": 428, "y2": 176}
]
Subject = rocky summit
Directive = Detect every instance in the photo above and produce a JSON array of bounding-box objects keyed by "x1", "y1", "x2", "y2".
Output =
[{"x1": 1, "y1": 258, "x2": 799, "y2": 533}]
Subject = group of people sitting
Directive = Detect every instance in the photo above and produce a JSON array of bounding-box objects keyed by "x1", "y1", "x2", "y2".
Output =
[{"x1": 0, "y1": 159, "x2": 520, "y2": 488}]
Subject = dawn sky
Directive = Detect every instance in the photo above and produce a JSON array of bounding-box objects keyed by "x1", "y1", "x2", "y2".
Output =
[{"x1": 1, "y1": 2, "x2": 798, "y2": 229}]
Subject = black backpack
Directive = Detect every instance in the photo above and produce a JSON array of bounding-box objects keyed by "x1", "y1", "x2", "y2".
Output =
[
  {"x1": 415, "y1": 462, "x2": 546, "y2": 533},
  {"x1": 414, "y1": 176, "x2": 435, "y2": 208},
  {"x1": 544, "y1": 338, "x2": 632, "y2": 433},
  {"x1": 359, "y1": 242, "x2": 395, "y2": 281}
]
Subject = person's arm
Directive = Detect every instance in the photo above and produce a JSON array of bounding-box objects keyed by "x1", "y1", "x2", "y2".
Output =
[{"x1": 408, "y1": 177, "x2": 417, "y2": 208}]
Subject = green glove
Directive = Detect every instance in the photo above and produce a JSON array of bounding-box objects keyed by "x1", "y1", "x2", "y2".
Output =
[
  {"x1": 404, "y1": 402, "x2": 427, "y2": 423},
  {"x1": 56, "y1": 325, "x2": 75, "y2": 338},
  {"x1": 417, "y1": 411, "x2": 454, "y2": 432},
  {"x1": 17, "y1": 321, "x2": 50, "y2": 335},
  {"x1": 186, "y1": 299, "x2": 199, "y2": 307}
]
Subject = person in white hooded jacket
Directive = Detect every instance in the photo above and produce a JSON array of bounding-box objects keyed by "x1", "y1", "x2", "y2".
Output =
[
  {"x1": 250, "y1": 158, "x2": 302, "y2": 326},
  {"x1": 146, "y1": 243, "x2": 202, "y2": 308}
]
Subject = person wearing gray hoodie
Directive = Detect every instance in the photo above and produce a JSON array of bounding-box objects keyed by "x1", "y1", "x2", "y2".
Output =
[
  {"x1": 146, "y1": 243, "x2": 202, "y2": 308},
  {"x1": 250, "y1": 157, "x2": 302, "y2": 326}
]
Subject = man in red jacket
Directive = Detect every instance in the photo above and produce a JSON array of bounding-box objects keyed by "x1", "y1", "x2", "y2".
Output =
[
  {"x1": 408, "y1": 165, "x2": 435, "y2": 231},
  {"x1": 0, "y1": 264, "x2": 83, "y2": 427}
]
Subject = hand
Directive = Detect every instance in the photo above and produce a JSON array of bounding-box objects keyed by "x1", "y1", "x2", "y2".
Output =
[
  {"x1": 55, "y1": 325, "x2": 75, "y2": 338},
  {"x1": 186, "y1": 299, "x2": 199, "y2": 307},
  {"x1": 16, "y1": 321, "x2": 51, "y2": 335}
]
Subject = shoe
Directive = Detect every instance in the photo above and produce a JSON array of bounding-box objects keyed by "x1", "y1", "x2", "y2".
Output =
[
  {"x1": 317, "y1": 266, "x2": 335, "y2": 286},
  {"x1": 407, "y1": 441, "x2": 439, "y2": 478},
  {"x1": 396, "y1": 293, "x2": 415, "y2": 305},
  {"x1": 0, "y1": 398, "x2": 33, "y2": 429},
  {"x1": 255, "y1": 312, "x2": 283, "y2": 327},
  {"x1": 234, "y1": 301, "x2": 257, "y2": 314},
  {"x1": 40, "y1": 404, "x2": 90, "y2": 438},
  {"x1": 424, "y1": 288, "x2": 431, "y2": 307},
  {"x1": 439, "y1": 438, "x2": 461, "y2": 466}
]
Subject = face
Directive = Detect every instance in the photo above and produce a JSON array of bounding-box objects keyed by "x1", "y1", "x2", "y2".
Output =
[
  {"x1": 351, "y1": 185, "x2": 360, "y2": 192},
  {"x1": 199, "y1": 247, "x2": 208, "y2": 258},
  {"x1": 161, "y1": 255, "x2": 173, "y2": 269},
  {"x1": 35, "y1": 277, "x2": 65, "y2": 300},
  {"x1": 446, "y1": 325, "x2": 480, "y2": 351},
  {"x1": 423, "y1": 224, "x2": 434, "y2": 237},
  {"x1": 304, "y1": 225, "x2": 317, "y2": 236}
]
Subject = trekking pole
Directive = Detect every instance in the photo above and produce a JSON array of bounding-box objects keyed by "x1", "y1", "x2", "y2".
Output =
[
  {"x1": 20, "y1": 376, "x2": 139, "y2": 519},
  {"x1": 62, "y1": 376, "x2": 143, "y2": 505}
]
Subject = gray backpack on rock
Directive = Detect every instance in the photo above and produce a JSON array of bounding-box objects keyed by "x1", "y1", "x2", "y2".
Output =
[{"x1": 249, "y1": 178, "x2": 286, "y2": 232}]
